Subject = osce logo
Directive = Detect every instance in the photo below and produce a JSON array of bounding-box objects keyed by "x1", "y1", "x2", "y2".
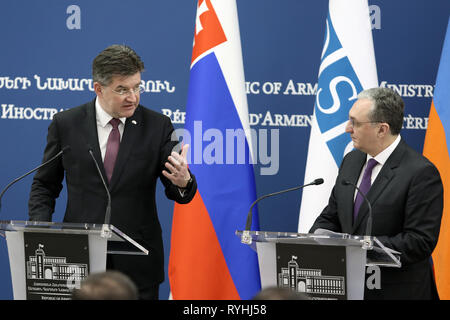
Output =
[{"x1": 314, "y1": 16, "x2": 363, "y2": 167}]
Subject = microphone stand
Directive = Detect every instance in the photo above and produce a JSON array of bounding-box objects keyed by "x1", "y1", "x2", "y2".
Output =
[
  {"x1": 342, "y1": 180, "x2": 373, "y2": 249},
  {"x1": 241, "y1": 178, "x2": 324, "y2": 244},
  {"x1": 88, "y1": 148, "x2": 112, "y2": 239},
  {"x1": 0, "y1": 146, "x2": 70, "y2": 214}
]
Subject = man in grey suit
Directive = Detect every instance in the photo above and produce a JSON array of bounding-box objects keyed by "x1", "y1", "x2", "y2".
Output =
[
  {"x1": 28, "y1": 45, "x2": 197, "y2": 299},
  {"x1": 310, "y1": 87, "x2": 443, "y2": 299}
]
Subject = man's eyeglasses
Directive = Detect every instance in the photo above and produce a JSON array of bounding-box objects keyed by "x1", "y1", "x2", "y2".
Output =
[
  {"x1": 348, "y1": 119, "x2": 382, "y2": 128},
  {"x1": 111, "y1": 86, "x2": 144, "y2": 96}
]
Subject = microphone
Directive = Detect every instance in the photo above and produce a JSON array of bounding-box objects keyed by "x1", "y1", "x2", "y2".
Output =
[
  {"x1": 87, "y1": 146, "x2": 112, "y2": 228},
  {"x1": 241, "y1": 178, "x2": 324, "y2": 244},
  {"x1": 342, "y1": 180, "x2": 373, "y2": 241},
  {"x1": 0, "y1": 146, "x2": 70, "y2": 214}
]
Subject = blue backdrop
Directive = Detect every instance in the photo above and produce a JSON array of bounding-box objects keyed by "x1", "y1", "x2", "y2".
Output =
[{"x1": 1, "y1": 0, "x2": 449, "y2": 299}]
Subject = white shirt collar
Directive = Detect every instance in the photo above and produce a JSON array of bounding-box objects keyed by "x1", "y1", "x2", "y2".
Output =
[
  {"x1": 95, "y1": 98, "x2": 126, "y2": 128},
  {"x1": 367, "y1": 135, "x2": 401, "y2": 165}
]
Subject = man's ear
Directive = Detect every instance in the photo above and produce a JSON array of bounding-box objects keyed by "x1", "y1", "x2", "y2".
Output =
[
  {"x1": 378, "y1": 122, "x2": 390, "y2": 138},
  {"x1": 93, "y1": 82, "x2": 102, "y2": 96}
]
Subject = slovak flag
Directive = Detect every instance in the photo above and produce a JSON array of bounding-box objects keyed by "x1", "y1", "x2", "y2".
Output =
[
  {"x1": 298, "y1": 0, "x2": 378, "y2": 232},
  {"x1": 168, "y1": 0, "x2": 261, "y2": 300}
]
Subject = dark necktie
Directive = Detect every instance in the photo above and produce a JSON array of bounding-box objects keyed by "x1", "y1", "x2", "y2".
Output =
[
  {"x1": 104, "y1": 118, "x2": 121, "y2": 182},
  {"x1": 353, "y1": 158, "x2": 378, "y2": 220}
]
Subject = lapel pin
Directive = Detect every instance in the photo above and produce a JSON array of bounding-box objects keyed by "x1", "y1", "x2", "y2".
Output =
[{"x1": 132, "y1": 120, "x2": 137, "y2": 125}]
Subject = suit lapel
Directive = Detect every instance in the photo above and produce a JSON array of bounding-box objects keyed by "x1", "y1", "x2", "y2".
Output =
[
  {"x1": 352, "y1": 139, "x2": 406, "y2": 233},
  {"x1": 108, "y1": 106, "x2": 142, "y2": 191},
  {"x1": 81, "y1": 100, "x2": 108, "y2": 182}
]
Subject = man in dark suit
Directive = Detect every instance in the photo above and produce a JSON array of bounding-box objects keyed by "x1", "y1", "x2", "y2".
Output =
[
  {"x1": 310, "y1": 87, "x2": 443, "y2": 299},
  {"x1": 28, "y1": 45, "x2": 197, "y2": 299}
]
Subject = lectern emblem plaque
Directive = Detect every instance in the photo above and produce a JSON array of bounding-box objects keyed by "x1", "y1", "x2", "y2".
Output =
[
  {"x1": 276, "y1": 243, "x2": 346, "y2": 300},
  {"x1": 24, "y1": 233, "x2": 89, "y2": 300}
]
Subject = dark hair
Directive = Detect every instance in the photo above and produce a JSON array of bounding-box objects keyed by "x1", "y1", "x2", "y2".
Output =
[
  {"x1": 92, "y1": 44, "x2": 144, "y2": 85},
  {"x1": 71, "y1": 271, "x2": 138, "y2": 300},
  {"x1": 358, "y1": 87, "x2": 404, "y2": 135}
]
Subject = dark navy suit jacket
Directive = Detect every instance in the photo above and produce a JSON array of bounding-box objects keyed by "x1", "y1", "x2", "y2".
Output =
[
  {"x1": 29, "y1": 100, "x2": 197, "y2": 288},
  {"x1": 310, "y1": 139, "x2": 443, "y2": 299}
]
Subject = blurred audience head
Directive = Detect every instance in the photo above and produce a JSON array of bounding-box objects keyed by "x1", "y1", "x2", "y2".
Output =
[
  {"x1": 252, "y1": 286, "x2": 310, "y2": 300},
  {"x1": 71, "y1": 270, "x2": 138, "y2": 300}
]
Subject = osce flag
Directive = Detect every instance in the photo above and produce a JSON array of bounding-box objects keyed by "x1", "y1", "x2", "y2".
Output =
[
  {"x1": 423, "y1": 18, "x2": 450, "y2": 300},
  {"x1": 298, "y1": 0, "x2": 378, "y2": 232},
  {"x1": 169, "y1": 0, "x2": 261, "y2": 300}
]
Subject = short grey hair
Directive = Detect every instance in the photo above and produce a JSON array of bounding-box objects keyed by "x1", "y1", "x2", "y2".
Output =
[
  {"x1": 357, "y1": 87, "x2": 404, "y2": 135},
  {"x1": 92, "y1": 44, "x2": 144, "y2": 86}
]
